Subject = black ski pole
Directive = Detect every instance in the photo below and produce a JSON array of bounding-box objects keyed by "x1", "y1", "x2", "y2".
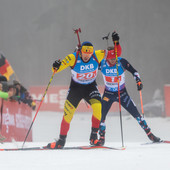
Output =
[
  {"x1": 22, "y1": 70, "x2": 56, "y2": 148},
  {"x1": 114, "y1": 38, "x2": 124, "y2": 148}
]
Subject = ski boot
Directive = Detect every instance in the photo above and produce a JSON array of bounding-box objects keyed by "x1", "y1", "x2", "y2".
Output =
[
  {"x1": 90, "y1": 128, "x2": 101, "y2": 146},
  {"x1": 47, "y1": 135, "x2": 66, "y2": 149},
  {"x1": 99, "y1": 122, "x2": 106, "y2": 146},
  {"x1": 99, "y1": 132, "x2": 105, "y2": 146},
  {"x1": 147, "y1": 132, "x2": 161, "y2": 143}
]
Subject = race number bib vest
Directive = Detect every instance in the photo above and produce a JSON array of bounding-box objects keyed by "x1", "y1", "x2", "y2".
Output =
[
  {"x1": 71, "y1": 52, "x2": 99, "y2": 85},
  {"x1": 100, "y1": 57, "x2": 125, "y2": 92}
]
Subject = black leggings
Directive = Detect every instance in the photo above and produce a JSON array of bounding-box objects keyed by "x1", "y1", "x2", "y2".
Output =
[
  {"x1": 101, "y1": 88, "x2": 140, "y2": 122},
  {"x1": 67, "y1": 79, "x2": 101, "y2": 108}
]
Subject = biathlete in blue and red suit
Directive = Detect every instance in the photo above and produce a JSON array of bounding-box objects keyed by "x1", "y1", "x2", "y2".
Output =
[
  {"x1": 47, "y1": 39, "x2": 122, "y2": 149},
  {"x1": 99, "y1": 32, "x2": 161, "y2": 145}
]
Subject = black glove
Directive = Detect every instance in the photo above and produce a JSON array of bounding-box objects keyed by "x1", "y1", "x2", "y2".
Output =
[
  {"x1": 136, "y1": 78, "x2": 143, "y2": 91},
  {"x1": 53, "y1": 60, "x2": 61, "y2": 70},
  {"x1": 112, "y1": 32, "x2": 119, "y2": 44}
]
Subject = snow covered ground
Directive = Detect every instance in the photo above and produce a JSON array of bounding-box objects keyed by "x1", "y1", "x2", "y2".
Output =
[{"x1": 0, "y1": 112, "x2": 170, "y2": 170}]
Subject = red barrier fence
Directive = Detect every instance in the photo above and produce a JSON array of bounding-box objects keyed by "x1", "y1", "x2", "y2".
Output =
[
  {"x1": 30, "y1": 86, "x2": 118, "y2": 113},
  {"x1": 0, "y1": 99, "x2": 32, "y2": 142},
  {"x1": 164, "y1": 85, "x2": 170, "y2": 117}
]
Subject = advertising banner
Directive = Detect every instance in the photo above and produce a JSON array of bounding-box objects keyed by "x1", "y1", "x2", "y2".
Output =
[
  {"x1": 0, "y1": 99, "x2": 32, "y2": 142},
  {"x1": 30, "y1": 86, "x2": 118, "y2": 112}
]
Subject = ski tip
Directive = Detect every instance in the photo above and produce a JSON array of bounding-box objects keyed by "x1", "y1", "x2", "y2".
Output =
[
  {"x1": 162, "y1": 140, "x2": 170, "y2": 143},
  {"x1": 141, "y1": 139, "x2": 170, "y2": 145}
]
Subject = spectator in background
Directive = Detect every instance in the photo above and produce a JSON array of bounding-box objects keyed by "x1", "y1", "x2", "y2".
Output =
[
  {"x1": 0, "y1": 75, "x2": 7, "y2": 82},
  {"x1": 0, "y1": 75, "x2": 15, "y2": 99},
  {"x1": 0, "y1": 73, "x2": 36, "y2": 143},
  {"x1": 0, "y1": 83, "x2": 16, "y2": 99},
  {"x1": 0, "y1": 79, "x2": 36, "y2": 110},
  {"x1": 12, "y1": 80, "x2": 36, "y2": 110}
]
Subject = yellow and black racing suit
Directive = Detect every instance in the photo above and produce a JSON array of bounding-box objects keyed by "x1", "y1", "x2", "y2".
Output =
[{"x1": 53, "y1": 50, "x2": 105, "y2": 136}]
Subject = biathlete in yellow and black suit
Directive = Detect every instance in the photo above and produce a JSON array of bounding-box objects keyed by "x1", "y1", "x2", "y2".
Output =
[{"x1": 47, "y1": 41, "x2": 122, "y2": 149}]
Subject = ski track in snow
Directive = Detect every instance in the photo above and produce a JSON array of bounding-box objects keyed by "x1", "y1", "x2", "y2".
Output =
[{"x1": 0, "y1": 112, "x2": 170, "y2": 170}]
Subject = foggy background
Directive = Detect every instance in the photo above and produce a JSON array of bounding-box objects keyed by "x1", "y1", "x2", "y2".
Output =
[{"x1": 0, "y1": 0, "x2": 170, "y2": 110}]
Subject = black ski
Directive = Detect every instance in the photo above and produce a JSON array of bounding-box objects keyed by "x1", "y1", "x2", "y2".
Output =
[
  {"x1": 0, "y1": 145, "x2": 126, "y2": 151},
  {"x1": 141, "y1": 140, "x2": 170, "y2": 145}
]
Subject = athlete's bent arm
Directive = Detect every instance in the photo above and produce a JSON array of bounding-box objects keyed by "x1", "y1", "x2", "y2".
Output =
[{"x1": 52, "y1": 54, "x2": 76, "y2": 73}]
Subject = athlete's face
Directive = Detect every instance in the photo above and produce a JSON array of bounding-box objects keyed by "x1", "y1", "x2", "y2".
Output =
[
  {"x1": 81, "y1": 53, "x2": 92, "y2": 62},
  {"x1": 107, "y1": 58, "x2": 116, "y2": 66}
]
